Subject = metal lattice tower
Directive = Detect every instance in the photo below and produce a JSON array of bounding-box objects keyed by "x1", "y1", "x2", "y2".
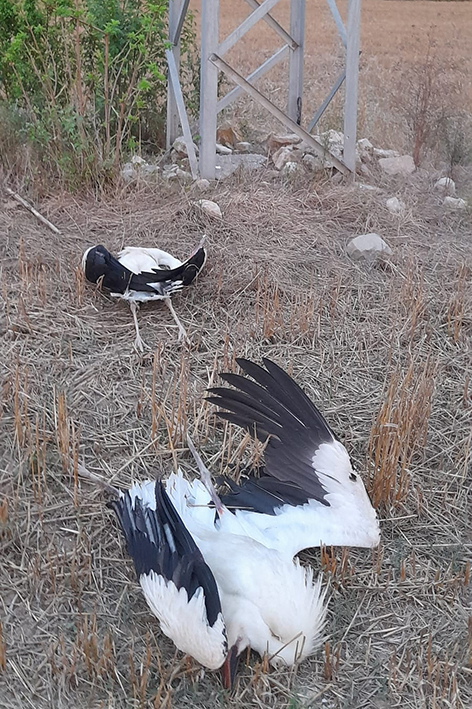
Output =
[{"x1": 166, "y1": 0, "x2": 361, "y2": 180}]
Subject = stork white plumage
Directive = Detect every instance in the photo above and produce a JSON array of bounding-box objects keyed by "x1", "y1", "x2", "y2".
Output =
[
  {"x1": 87, "y1": 357, "x2": 379, "y2": 688},
  {"x1": 107, "y1": 470, "x2": 328, "y2": 688},
  {"x1": 81, "y1": 237, "x2": 207, "y2": 351}
]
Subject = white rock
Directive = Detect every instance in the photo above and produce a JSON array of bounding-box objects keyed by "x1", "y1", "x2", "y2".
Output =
[
  {"x1": 236, "y1": 142, "x2": 252, "y2": 153},
  {"x1": 214, "y1": 153, "x2": 266, "y2": 179},
  {"x1": 163, "y1": 163, "x2": 179, "y2": 178},
  {"x1": 379, "y1": 155, "x2": 415, "y2": 176},
  {"x1": 373, "y1": 148, "x2": 400, "y2": 159},
  {"x1": 444, "y1": 196, "x2": 467, "y2": 210},
  {"x1": 131, "y1": 155, "x2": 146, "y2": 165},
  {"x1": 216, "y1": 143, "x2": 232, "y2": 155},
  {"x1": 386, "y1": 197, "x2": 405, "y2": 214},
  {"x1": 172, "y1": 136, "x2": 198, "y2": 157},
  {"x1": 322, "y1": 129, "x2": 344, "y2": 145},
  {"x1": 318, "y1": 129, "x2": 344, "y2": 159},
  {"x1": 175, "y1": 169, "x2": 192, "y2": 183},
  {"x1": 163, "y1": 165, "x2": 192, "y2": 183},
  {"x1": 434, "y1": 177, "x2": 456, "y2": 195},
  {"x1": 347, "y1": 233, "x2": 393, "y2": 261},
  {"x1": 302, "y1": 153, "x2": 323, "y2": 171},
  {"x1": 141, "y1": 163, "x2": 159, "y2": 176},
  {"x1": 281, "y1": 161, "x2": 300, "y2": 177},
  {"x1": 194, "y1": 199, "x2": 222, "y2": 219},
  {"x1": 357, "y1": 138, "x2": 374, "y2": 152},
  {"x1": 357, "y1": 183, "x2": 382, "y2": 192},
  {"x1": 193, "y1": 178, "x2": 210, "y2": 192},
  {"x1": 121, "y1": 164, "x2": 137, "y2": 181},
  {"x1": 272, "y1": 146, "x2": 295, "y2": 170},
  {"x1": 357, "y1": 138, "x2": 374, "y2": 161}
]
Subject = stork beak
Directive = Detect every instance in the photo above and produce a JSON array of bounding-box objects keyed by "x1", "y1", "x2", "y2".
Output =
[
  {"x1": 190, "y1": 234, "x2": 206, "y2": 256},
  {"x1": 221, "y1": 644, "x2": 240, "y2": 690}
]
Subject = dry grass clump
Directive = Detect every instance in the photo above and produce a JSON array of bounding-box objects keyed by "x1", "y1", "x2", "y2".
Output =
[{"x1": 0, "y1": 171, "x2": 471, "y2": 708}]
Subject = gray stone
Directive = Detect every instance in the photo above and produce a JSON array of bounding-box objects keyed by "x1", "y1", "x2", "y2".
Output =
[
  {"x1": 272, "y1": 146, "x2": 296, "y2": 170},
  {"x1": 175, "y1": 169, "x2": 192, "y2": 184},
  {"x1": 131, "y1": 155, "x2": 146, "y2": 165},
  {"x1": 444, "y1": 196, "x2": 467, "y2": 210},
  {"x1": 121, "y1": 163, "x2": 137, "y2": 182},
  {"x1": 379, "y1": 155, "x2": 415, "y2": 176},
  {"x1": 236, "y1": 142, "x2": 252, "y2": 153},
  {"x1": 302, "y1": 153, "x2": 324, "y2": 172},
  {"x1": 357, "y1": 183, "x2": 382, "y2": 192},
  {"x1": 140, "y1": 163, "x2": 159, "y2": 176},
  {"x1": 163, "y1": 164, "x2": 192, "y2": 183},
  {"x1": 172, "y1": 136, "x2": 198, "y2": 158},
  {"x1": 193, "y1": 178, "x2": 211, "y2": 192},
  {"x1": 214, "y1": 153, "x2": 266, "y2": 180},
  {"x1": 357, "y1": 138, "x2": 374, "y2": 162},
  {"x1": 163, "y1": 164, "x2": 179, "y2": 180},
  {"x1": 434, "y1": 177, "x2": 456, "y2": 195},
  {"x1": 194, "y1": 199, "x2": 222, "y2": 219},
  {"x1": 386, "y1": 196, "x2": 405, "y2": 214},
  {"x1": 373, "y1": 148, "x2": 400, "y2": 159},
  {"x1": 216, "y1": 143, "x2": 233, "y2": 155},
  {"x1": 318, "y1": 129, "x2": 344, "y2": 159},
  {"x1": 347, "y1": 233, "x2": 393, "y2": 261}
]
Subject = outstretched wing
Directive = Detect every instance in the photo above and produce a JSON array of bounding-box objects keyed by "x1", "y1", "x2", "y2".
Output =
[
  {"x1": 208, "y1": 358, "x2": 380, "y2": 553},
  {"x1": 207, "y1": 357, "x2": 342, "y2": 507}
]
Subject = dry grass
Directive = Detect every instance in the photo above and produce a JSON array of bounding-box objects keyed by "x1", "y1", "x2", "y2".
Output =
[{"x1": 0, "y1": 166, "x2": 471, "y2": 708}]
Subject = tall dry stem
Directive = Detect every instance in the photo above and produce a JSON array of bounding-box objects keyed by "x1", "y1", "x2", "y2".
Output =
[{"x1": 368, "y1": 356, "x2": 437, "y2": 508}]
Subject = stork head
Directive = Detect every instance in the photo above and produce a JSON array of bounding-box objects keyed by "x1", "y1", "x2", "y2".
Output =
[{"x1": 81, "y1": 244, "x2": 111, "y2": 284}]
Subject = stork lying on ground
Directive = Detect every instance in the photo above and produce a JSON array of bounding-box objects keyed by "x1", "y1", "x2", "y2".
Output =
[
  {"x1": 107, "y1": 471, "x2": 328, "y2": 688},
  {"x1": 80, "y1": 358, "x2": 379, "y2": 687},
  {"x1": 81, "y1": 237, "x2": 206, "y2": 350}
]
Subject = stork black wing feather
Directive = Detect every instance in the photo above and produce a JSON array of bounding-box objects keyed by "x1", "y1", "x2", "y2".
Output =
[
  {"x1": 209, "y1": 358, "x2": 336, "y2": 505},
  {"x1": 108, "y1": 481, "x2": 222, "y2": 627},
  {"x1": 219, "y1": 474, "x2": 313, "y2": 515}
]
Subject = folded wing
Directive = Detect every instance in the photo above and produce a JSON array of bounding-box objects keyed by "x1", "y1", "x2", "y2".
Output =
[{"x1": 108, "y1": 480, "x2": 227, "y2": 670}]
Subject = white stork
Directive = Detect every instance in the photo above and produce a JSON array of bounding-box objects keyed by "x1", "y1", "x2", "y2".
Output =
[
  {"x1": 107, "y1": 471, "x2": 328, "y2": 689},
  {"x1": 88, "y1": 357, "x2": 379, "y2": 687},
  {"x1": 81, "y1": 237, "x2": 206, "y2": 351}
]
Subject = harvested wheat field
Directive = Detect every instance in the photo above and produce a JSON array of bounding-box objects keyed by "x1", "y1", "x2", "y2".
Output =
[
  {"x1": 1, "y1": 168, "x2": 471, "y2": 708},
  {"x1": 192, "y1": 0, "x2": 472, "y2": 157},
  {"x1": 1, "y1": 2, "x2": 472, "y2": 709}
]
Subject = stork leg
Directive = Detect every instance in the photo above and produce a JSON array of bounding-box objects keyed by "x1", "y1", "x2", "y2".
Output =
[
  {"x1": 186, "y1": 433, "x2": 224, "y2": 516},
  {"x1": 164, "y1": 297, "x2": 190, "y2": 344},
  {"x1": 129, "y1": 301, "x2": 146, "y2": 352}
]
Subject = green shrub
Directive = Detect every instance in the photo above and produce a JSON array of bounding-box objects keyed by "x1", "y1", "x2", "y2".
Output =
[{"x1": 0, "y1": 0, "x2": 198, "y2": 188}]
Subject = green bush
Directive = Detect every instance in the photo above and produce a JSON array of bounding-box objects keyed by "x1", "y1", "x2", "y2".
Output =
[{"x1": 0, "y1": 0, "x2": 198, "y2": 188}]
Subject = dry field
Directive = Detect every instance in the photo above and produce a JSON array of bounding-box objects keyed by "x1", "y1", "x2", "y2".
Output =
[
  {"x1": 1, "y1": 167, "x2": 471, "y2": 709},
  {"x1": 191, "y1": 0, "x2": 472, "y2": 158},
  {"x1": 1, "y1": 2, "x2": 472, "y2": 709}
]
